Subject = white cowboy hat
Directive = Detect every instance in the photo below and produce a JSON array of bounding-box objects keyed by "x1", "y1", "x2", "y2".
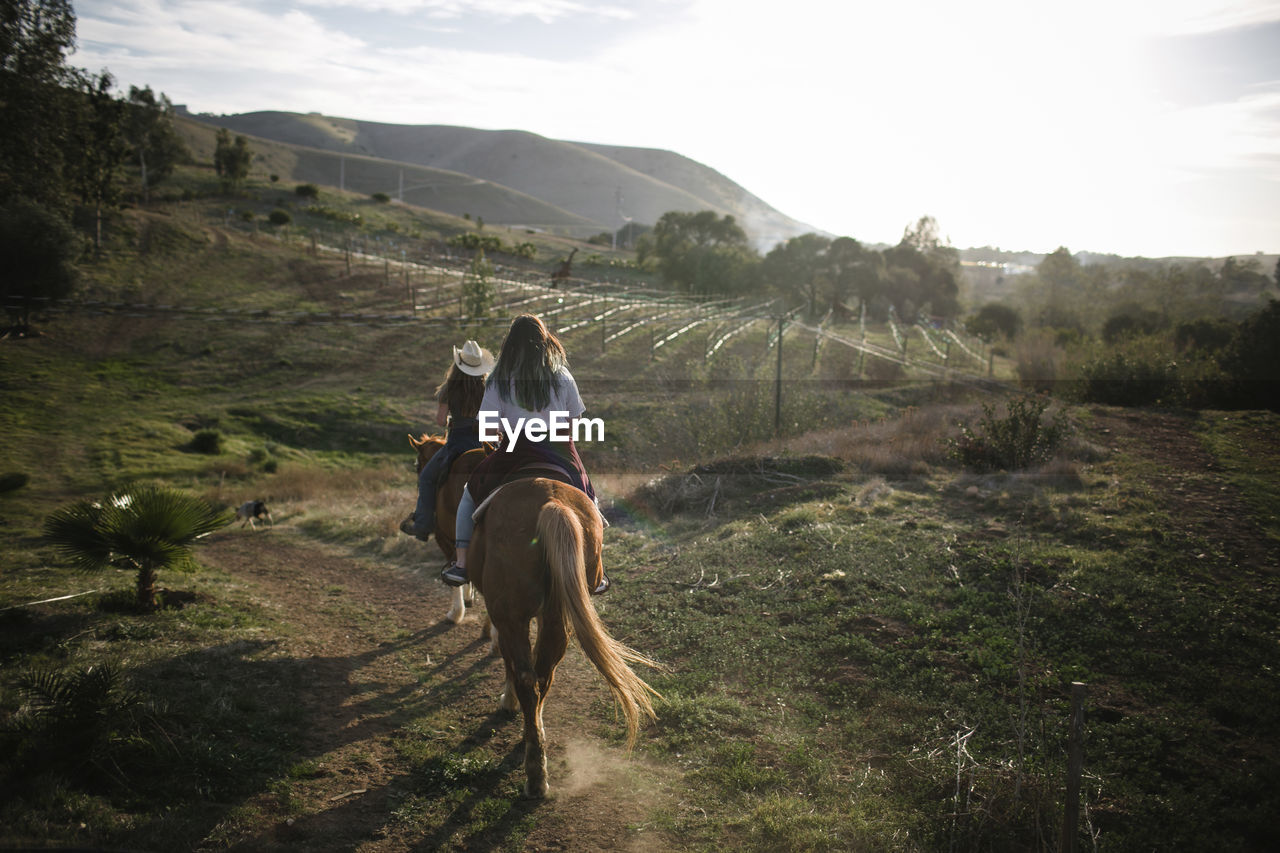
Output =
[{"x1": 452, "y1": 340, "x2": 495, "y2": 376}]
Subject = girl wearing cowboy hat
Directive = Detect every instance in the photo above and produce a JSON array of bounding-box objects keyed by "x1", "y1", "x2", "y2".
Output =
[{"x1": 401, "y1": 340, "x2": 495, "y2": 541}]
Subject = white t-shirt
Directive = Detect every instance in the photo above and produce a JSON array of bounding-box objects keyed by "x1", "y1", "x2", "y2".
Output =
[{"x1": 479, "y1": 367, "x2": 585, "y2": 430}]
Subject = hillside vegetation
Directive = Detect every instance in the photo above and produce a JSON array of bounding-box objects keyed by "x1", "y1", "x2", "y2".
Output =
[
  {"x1": 195, "y1": 110, "x2": 817, "y2": 246},
  {"x1": 2, "y1": 187, "x2": 1279, "y2": 851}
]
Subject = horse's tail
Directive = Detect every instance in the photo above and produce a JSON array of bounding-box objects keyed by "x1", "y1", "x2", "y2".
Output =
[{"x1": 539, "y1": 500, "x2": 662, "y2": 751}]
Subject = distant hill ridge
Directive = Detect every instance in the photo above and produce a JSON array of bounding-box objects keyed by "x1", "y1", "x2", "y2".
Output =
[{"x1": 189, "y1": 110, "x2": 817, "y2": 247}]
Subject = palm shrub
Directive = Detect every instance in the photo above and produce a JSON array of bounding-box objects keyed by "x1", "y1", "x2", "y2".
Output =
[
  {"x1": 7, "y1": 665, "x2": 141, "y2": 784},
  {"x1": 43, "y1": 486, "x2": 230, "y2": 610}
]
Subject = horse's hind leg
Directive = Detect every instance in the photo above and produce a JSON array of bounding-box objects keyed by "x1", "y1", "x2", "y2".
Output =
[
  {"x1": 497, "y1": 618, "x2": 548, "y2": 798},
  {"x1": 533, "y1": 610, "x2": 567, "y2": 745}
]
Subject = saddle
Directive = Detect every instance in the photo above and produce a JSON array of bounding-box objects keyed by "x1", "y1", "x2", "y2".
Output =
[{"x1": 470, "y1": 462, "x2": 605, "y2": 528}]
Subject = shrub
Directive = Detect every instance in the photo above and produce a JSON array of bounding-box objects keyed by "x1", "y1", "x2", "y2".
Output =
[
  {"x1": 190, "y1": 429, "x2": 222, "y2": 454},
  {"x1": 1218, "y1": 299, "x2": 1280, "y2": 410},
  {"x1": 0, "y1": 472, "x2": 29, "y2": 492},
  {"x1": 295, "y1": 183, "x2": 319, "y2": 199},
  {"x1": 512, "y1": 241, "x2": 537, "y2": 259},
  {"x1": 1102, "y1": 309, "x2": 1163, "y2": 344},
  {"x1": 950, "y1": 396, "x2": 1070, "y2": 472},
  {"x1": 239, "y1": 209, "x2": 254, "y2": 222},
  {"x1": 447, "y1": 232, "x2": 502, "y2": 252},
  {"x1": 371, "y1": 192, "x2": 391, "y2": 203},
  {"x1": 1174, "y1": 317, "x2": 1235, "y2": 353},
  {"x1": 268, "y1": 209, "x2": 291, "y2": 226},
  {"x1": 1076, "y1": 351, "x2": 1177, "y2": 407},
  {"x1": 304, "y1": 204, "x2": 360, "y2": 225},
  {"x1": 8, "y1": 665, "x2": 142, "y2": 782}
]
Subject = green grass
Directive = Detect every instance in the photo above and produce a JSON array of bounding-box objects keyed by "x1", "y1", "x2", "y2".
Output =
[
  {"x1": 596, "y1": 421, "x2": 1280, "y2": 850},
  {"x1": 1197, "y1": 410, "x2": 1280, "y2": 540},
  {"x1": 4, "y1": 191, "x2": 1277, "y2": 850}
]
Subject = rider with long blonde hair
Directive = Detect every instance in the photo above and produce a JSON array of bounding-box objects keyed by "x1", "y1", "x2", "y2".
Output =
[{"x1": 441, "y1": 314, "x2": 600, "y2": 591}]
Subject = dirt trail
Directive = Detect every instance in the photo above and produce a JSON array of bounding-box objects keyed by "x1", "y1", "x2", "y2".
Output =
[{"x1": 197, "y1": 533, "x2": 672, "y2": 852}]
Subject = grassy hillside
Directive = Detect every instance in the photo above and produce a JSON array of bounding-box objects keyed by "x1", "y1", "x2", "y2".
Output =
[
  {"x1": 191, "y1": 111, "x2": 817, "y2": 245},
  {"x1": 2, "y1": 194, "x2": 1278, "y2": 850},
  {"x1": 177, "y1": 117, "x2": 600, "y2": 235}
]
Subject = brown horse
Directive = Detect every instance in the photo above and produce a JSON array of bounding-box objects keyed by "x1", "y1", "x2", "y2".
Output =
[
  {"x1": 408, "y1": 433, "x2": 488, "y2": 625},
  {"x1": 468, "y1": 477, "x2": 662, "y2": 798}
]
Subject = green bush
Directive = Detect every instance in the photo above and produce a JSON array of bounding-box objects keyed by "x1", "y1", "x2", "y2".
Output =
[
  {"x1": 295, "y1": 183, "x2": 319, "y2": 199},
  {"x1": 304, "y1": 204, "x2": 360, "y2": 225},
  {"x1": 371, "y1": 192, "x2": 391, "y2": 204},
  {"x1": 446, "y1": 232, "x2": 502, "y2": 252},
  {"x1": 190, "y1": 429, "x2": 222, "y2": 454},
  {"x1": 512, "y1": 241, "x2": 537, "y2": 259},
  {"x1": 1102, "y1": 309, "x2": 1163, "y2": 344},
  {"x1": 950, "y1": 396, "x2": 1070, "y2": 471},
  {"x1": 267, "y1": 209, "x2": 291, "y2": 226},
  {"x1": 0, "y1": 472, "x2": 29, "y2": 492},
  {"x1": 7, "y1": 665, "x2": 142, "y2": 783},
  {"x1": 1174, "y1": 317, "x2": 1235, "y2": 353},
  {"x1": 1219, "y1": 299, "x2": 1280, "y2": 411},
  {"x1": 1076, "y1": 351, "x2": 1177, "y2": 407}
]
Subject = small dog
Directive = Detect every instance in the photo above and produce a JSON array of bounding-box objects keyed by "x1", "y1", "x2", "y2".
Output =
[{"x1": 235, "y1": 499, "x2": 273, "y2": 530}]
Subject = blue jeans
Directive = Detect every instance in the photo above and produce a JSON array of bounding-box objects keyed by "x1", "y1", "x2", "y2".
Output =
[
  {"x1": 455, "y1": 485, "x2": 477, "y2": 550},
  {"x1": 413, "y1": 419, "x2": 481, "y2": 538}
]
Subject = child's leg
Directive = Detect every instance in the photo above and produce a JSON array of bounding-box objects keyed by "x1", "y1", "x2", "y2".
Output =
[
  {"x1": 442, "y1": 486, "x2": 475, "y2": 586},
  {"x1": 411, "y1": 452, "x2": 449, "y2": 537},
  {"x1": 454, "y1": 485, "x2": 476, "y2": 567}
]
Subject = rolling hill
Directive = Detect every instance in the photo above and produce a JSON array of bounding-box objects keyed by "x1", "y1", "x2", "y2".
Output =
[
  {"x1": 175, "y1": 116, "x2": 599, "y2": 233},
  {"x1": 184, "y1": 110, "x2": 817, "y2": 247}
]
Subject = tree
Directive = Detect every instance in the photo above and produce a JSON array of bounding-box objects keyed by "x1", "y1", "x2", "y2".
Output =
[
  {"x1": 763, "y1": 232, "x2": 830, "y2": 316},
  {"x1": 0, "y1": 0, "x2": 79, "y2": 208},
  {"x1": 65, "y1": 69, "x2": 129, "y2": 255},
  {"x1": 124, "y1": 85, "x2": 186, "y2": 202},
  {"x1": 462, "y1": 248, "x2": 494, "y2": 317},
  {"x1": 1035, "y1": 246, "x2": 1082, "y2": 327},
  {"x1": 214, "y1": 128, "x2": 250, "y2": 190},
  {"x1": 43, "y1": 486, "x2": 230, "y2": 610},
  {"x1": 0, "y1": 196, "x2": 80, "y2": 334},
  {"x1": 966, "y1": 302, "x2": 1022, "y2": 342},
  {"x1": 649, "y1": 210, "x2": 758, "y2": 294},
  {"x1": 826, "y1": 236, "x2": 883, "y2": 312}
]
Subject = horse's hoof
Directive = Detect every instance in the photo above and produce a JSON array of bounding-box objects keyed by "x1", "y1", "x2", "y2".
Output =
[
  {"x1": 445, "y1": 608, "x2": 464, "y2": 624},
  {"x1": 521, "y1": 782, "x2": 550, "y2": 800}
]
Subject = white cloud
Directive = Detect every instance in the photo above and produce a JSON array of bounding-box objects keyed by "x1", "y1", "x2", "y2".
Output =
[
  {"x1": 68, "y1": 0, "x2": 1280, "y2": 255},
  {"x1": 295, "y1": 0, "x2": 634, "y2": 22}
]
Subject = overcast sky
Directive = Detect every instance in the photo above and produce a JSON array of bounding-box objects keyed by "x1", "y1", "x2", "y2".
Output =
[{"x1": 71, "y1": 0, "x2": 1280, "y2": 258}]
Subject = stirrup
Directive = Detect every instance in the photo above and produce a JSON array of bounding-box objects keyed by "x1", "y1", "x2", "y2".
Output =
[{"x1": 441, "y1": 562, "x2": 468, "y2": 587}]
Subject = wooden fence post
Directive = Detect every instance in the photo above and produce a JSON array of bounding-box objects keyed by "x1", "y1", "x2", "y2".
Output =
[
  {"x1": 774, "y1": 316, "x2": 784, "y2": 436},
  {"x1": 1060, "y1": 681, "x2": 1087, "y2": 853}
]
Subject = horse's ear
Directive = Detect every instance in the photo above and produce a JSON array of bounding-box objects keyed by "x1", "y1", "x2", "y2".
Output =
[{"x1": 408, "y1": 433, "x2": 422, "y2": 448}]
